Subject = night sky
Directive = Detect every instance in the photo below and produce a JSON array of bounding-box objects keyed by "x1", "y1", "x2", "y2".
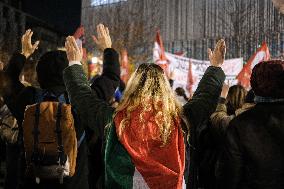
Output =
[{"x1": 22, "y1": 0, "x2": 82, "y2": 35}]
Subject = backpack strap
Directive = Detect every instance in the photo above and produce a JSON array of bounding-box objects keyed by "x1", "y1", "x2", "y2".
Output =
[
  {"x1": 55, "y1": 102, "x2": 67, "y2": 166},
  {"x1": 34, "y1": 88, "x2": 43, "y2": 103},
  {"x1": 78, "y1": 131, "x2": 86, "y2": 148},
  {"x1": 35, "y1": 89, "x2": 68, "y2": 104},
  {"x1": 58, "y1": 94, "x2": 68, "y2": 104},
  {"x1": 31, "y1": 103, "x2": 41, "y2": 165}
]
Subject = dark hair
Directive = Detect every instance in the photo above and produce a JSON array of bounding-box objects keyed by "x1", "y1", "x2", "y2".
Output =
[
  {"x1": 251, "y1": 60, "x2": 284, "y2": 98},
  {"x1": 245, "y1": 89, "x2": 255, "y2": 103},
  {"x1": 226, "y1": 85, "x2": 247, "y2": 115},
  {"x1": 36, "y1": 50, "x2": 68, "y2": 89},
  {"x1": 175, "y1": 87, "x2": 188, "y2": 102}
]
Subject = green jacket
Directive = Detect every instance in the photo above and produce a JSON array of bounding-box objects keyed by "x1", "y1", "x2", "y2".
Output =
[{"x1": 63, "y1": 63, "x2": 225, "y2": 188}]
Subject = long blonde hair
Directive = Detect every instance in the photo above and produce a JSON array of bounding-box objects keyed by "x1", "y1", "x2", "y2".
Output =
[{"x1": 115, "y1": 63, "x2": 182, "y2": 145}]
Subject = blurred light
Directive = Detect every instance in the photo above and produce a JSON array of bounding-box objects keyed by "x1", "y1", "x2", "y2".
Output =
[{"x1": 92, "y1": 57, "x2": 98, "y2": 64}]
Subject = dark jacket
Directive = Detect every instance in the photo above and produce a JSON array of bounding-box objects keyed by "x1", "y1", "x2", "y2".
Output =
[
  {"x1": 201, "y1": 99, "x2": 255, "y2": 189},
  {"x1": 182, "y1": 67, "x2": 225, "y2": 189},
  {"x1": 216, "y1": 102, "x2": 284, "y2": 189},
  {"x1": 63, "y1": 62, "x2": 225, "y2": 188},
  {"x1": 3, "y1": 49, "x2": 120, "y2": 189}
]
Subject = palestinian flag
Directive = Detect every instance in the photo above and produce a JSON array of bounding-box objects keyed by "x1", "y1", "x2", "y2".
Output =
[{"x1": 105, "y1": 108, "x2": 185, "y2": 189}]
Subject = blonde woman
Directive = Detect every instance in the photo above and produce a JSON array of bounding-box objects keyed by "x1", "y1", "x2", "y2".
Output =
[{"x1": 63, "y1": 24, "x2": 226, "y2": 189}]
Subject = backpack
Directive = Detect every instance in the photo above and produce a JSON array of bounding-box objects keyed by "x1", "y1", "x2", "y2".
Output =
[
  {"x1": 22, "y1": 91, "x2": 85, "y2": 184},
  {"x1": 0, "y1": 104, "x2": 19, "y2": 144}
]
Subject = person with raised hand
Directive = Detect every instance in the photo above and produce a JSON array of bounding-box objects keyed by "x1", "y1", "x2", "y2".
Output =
[
  {"x1": 183, "y1": 39, "x2": 226, "y2": 189},
  {"x1": 4, "y1": 28, "x2": 98, "y2": 189},
  {"x1": 21, "y1": 29, "x2": 40, "y2": 58},
  {"x1": 92, "y1": 24, "x2": 112, "y2": 51},
  {"x1": 64, "y1": 22, "x2": 226, "y2": 188},
  {"x1": 66, "y1": 24, "x2": 120, "y2": 188},
  {"x1": 3, "y1": 29, "x2": 40, "y2": 189}
]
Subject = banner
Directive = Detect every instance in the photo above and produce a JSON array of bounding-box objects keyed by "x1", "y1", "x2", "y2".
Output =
[
  {"x1": 153, "y1": 31, "x2": 243, "y2": 93},
  {"x1": 160, "y1": 52, "x2": 243, "y2": 93},
  {"x1": 190, "y1": 57, "x2": 244, "y2": 91}
]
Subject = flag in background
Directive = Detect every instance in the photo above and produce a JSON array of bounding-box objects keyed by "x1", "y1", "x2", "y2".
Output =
[
  {"x1": 186, "y1": 60, "x2": 194, "y2": 97},
  {"x1": 120, "y1": 49, "x2": 130, "y2": 83},
  {"x1": 73, "y1": 26, "x2": 87, "y2": 59},
  {"x1": 73, "y1": 25, "x2": 85, "y2": 39},
  {"x1": 153, "y1": 31, "x2": 169, "y2": 77},
  {"x1": 236, "y1": 42, "x2": 270, "y2": 89}
]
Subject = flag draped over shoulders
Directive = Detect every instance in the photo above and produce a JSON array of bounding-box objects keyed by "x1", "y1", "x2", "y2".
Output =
[{"x1": 105, "y1": 106, "x2": 185, "y2": 189}]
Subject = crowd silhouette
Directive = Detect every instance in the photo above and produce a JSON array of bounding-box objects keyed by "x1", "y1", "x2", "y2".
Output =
[{"x1": 0, "y1": 23, "x2": 283, "y2": 189}]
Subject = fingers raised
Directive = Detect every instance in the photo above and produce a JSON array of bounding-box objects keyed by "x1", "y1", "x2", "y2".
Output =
[
  {"x1": 32, "y1": 41, "x2": 40, "y2": 50},
  {"x1": 97, "y1": 24, "x2": 102, "y2": 39}
]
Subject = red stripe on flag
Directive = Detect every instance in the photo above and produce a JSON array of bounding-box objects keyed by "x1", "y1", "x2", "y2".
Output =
[
  {"x1": 154, "y1": 30, "x2": 170, "y2": 77},
  {"x1": 236, "y1": 42, "x2": 270, "y2": 89}
]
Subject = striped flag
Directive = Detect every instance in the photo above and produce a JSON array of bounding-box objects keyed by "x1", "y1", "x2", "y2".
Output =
[
  {"x1": 236, "y1": 42, "x2": 270, "y2": 89},
  {"x1": 153, "y1": 31, "x2": 170, "y2": 77},
  {"x1": 104, "y1": 110, "x2": 185, "y2": 189},
  {"x1": 73, "y1": 26, "x2": 87, "y2": 59}
]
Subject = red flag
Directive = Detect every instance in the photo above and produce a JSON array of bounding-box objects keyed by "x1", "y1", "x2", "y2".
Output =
[
  {"x1": 73, "y1": 26, "x2": 85, "y2": 39},
  {"x1": 186, "y1": 60, "x2": 194, "y2": 96},
  {"x1": 236, "y1": 42, "x2": 270, "y2": 89},
  {"x1": 120, "y1": 49, "x2": 129, "y2": 83},
  {"x1": 73, "y1": 26, "x2": 87, "y2": 60},
  {"x1": 153, "y1": 31, "x2": 169, "y2": 77}
]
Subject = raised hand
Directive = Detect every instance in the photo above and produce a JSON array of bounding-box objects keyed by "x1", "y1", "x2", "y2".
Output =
[
  {"x1": 65, "y1": 36, "x2": 83, "y2": 62},
  {"x1": 220, "y1": 83, "x2": 230, "y2": 98},
  {"x1": 92, "y1": 24, "x2": 112, "y2": 51},
  {"x1": 208, "y1": 39, "x2": 226, "y2": 67},
  {"x1": 21, "y1": 29, "x2": 40, "y2": 58}
]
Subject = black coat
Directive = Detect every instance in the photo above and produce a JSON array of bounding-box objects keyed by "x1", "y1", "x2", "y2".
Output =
[
  {"x1": 4, "y1": 49, "x2": 120, "y2": 189},
  {"x1": 216, "y1": 102, "x2": 284, "y2": 189},
  {"x1": 183, "y1": 66, "x2": 225, "y2": 189}
]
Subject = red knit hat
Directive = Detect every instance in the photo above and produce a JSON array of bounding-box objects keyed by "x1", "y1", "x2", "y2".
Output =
[{"x1": 250, "y1": 60, "x2": 284, "y2": 98}]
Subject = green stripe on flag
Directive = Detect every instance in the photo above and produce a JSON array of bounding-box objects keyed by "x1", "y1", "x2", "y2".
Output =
[{"x1": 105, "y1": 123, "x2": 135, "y2": 189}]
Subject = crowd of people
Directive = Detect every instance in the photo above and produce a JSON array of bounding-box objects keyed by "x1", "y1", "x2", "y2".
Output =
[{"x1": 0, "y1": 23, "x2": 283, "y2": 189}]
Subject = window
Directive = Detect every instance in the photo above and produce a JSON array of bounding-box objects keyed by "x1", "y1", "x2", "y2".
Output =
[{"x1": 91, "y1": 0, "x2": 127, "y2": 7}]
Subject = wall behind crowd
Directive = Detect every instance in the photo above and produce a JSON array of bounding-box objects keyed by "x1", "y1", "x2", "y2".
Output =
[
  {"x1": 0, "y1": 0, "x2": 66, "y2": 66},
  {"x1": 82, "y1": 0, "x2": 284, "y2": 62}
]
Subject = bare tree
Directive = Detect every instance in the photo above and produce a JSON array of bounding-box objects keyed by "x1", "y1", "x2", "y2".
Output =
[
  {"x1": 206, "y1": 0, "x2": 260, "y2": 58},
  {"x1": 202, "y1": 0, "x2": 284, "y2": 59},
  {"x1": 83, "y1": 0, "x2": 162, "y2": 64}
]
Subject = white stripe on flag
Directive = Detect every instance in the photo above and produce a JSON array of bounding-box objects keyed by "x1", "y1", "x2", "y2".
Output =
[{"x1": 133, "y1": 168, "x2": 150, "y2": 189}]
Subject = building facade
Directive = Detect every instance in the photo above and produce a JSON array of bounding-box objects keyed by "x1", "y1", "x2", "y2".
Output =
[
  {"x1": 82, "y1": 0, "x2": 284, "y2": 61},
  {"x1": 0, "y1": 0, "x2": 65, "y2": 64}
]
